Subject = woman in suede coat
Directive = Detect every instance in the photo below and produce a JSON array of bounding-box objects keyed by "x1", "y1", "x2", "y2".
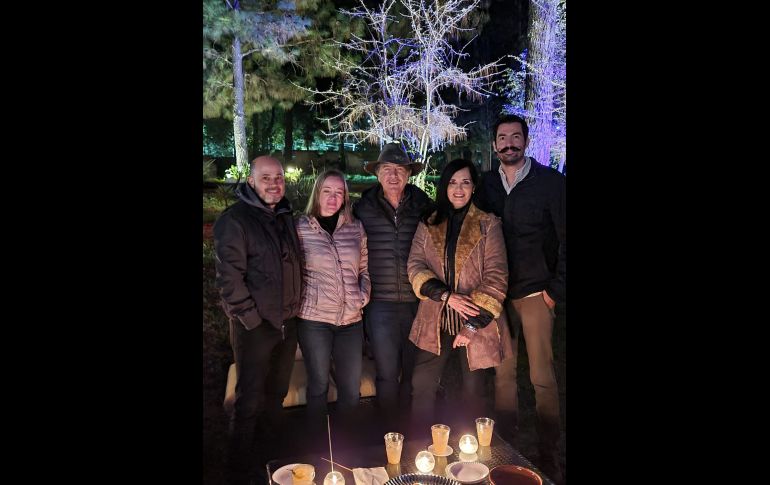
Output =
[{"x1": 407, "y1": 158, "x2": 512, "y2": 425}]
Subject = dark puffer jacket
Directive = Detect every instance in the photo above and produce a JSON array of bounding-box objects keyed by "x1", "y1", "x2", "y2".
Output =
[
  {"x1": 353, "y1": 184, "x2": 432, "y2": 302},
  {"x1": 213, "y1": 184, "x2": 302, "y2": 330}
]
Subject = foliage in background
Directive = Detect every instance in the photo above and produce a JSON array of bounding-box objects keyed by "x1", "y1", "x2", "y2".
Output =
[
  {"x1": 204, "y1": 0, "x2": 313, "y2": 174},
  {"x1": 204, "y1": 0, "x2": 357, "y2": 167},
  {"x1": 203, "y1": 118, "x2": 236, "y2": 157},
  {"x1": 420, "y1": 165, "x2": 439, "y2": 201},
  {"x1": 284, "y1": 166, "x2": 304, "y2": 184},
  {"x1": 309, "y1": 0, "x2": 500, "y2": 191},
  {"x1": 345, "y1": 173, "x2": 439, "y2": 184},
  {"x1": 225, "y1": 163, "x2": 251, "y2": 182},
  {"x1": 203, "y1": 159, "x2": 217, "y2": 181},
  {"x1": 204, "y1": 187, "x2": 239, "y2": 223},
  {"x1": 501, "y1": 48, "x2": 528, "y2": 114},
  {"x1": 285, "y1": 173, "x2": 316, "y2": 213}
]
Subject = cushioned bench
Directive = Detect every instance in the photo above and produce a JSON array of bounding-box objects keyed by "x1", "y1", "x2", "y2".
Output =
[{"x1": 223, "y1": 347, "x2": 377, "y2": 415}]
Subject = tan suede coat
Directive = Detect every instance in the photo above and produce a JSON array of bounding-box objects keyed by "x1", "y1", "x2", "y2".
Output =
[{"x1": 407, "y1": 204, "x2": 513, "y2": 371}]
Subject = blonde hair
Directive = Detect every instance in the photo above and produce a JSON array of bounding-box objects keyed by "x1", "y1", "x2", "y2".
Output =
[{"x1": 305, "y1": 169, "x2": 353, "y2": 223}]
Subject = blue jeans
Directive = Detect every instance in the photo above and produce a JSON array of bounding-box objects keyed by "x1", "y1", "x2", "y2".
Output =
[
  {"x1": 297, "y1": 319, "x2": 363, "y2": 416},
  {"x1": 364, "y1": 300, "x2": 419, "y2": 411}
]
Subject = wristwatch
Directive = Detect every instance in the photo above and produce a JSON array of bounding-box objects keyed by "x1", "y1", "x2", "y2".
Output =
[{"x1": 441, "y1": 291, "x2": 450, "y2": 302}]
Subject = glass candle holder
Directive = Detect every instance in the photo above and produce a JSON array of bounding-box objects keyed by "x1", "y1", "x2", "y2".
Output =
[
  {"x1": 323, "y1": 471, "x2": 345, "y2": 485},
  {"x1": 458, "y1": 434, "x2": 479, "y2": 454},
  {"x1": 415, "y1": 450, "x2": 436, "y2": 473},
  {"x1": 291, "y1": 464, "x2": 316, "y2": 485}
]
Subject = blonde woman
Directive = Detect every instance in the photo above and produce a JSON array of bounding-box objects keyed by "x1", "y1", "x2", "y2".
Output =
[{"x1": 295, "y1": 169, "x2": 371, "y2": 416}]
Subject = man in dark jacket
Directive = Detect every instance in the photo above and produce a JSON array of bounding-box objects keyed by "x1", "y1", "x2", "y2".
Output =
[
  {"x1": 474, "y1": 115, "x2": 566, "y2": 484},
  {"x1": 353, "y1": 143, "x2": 431, "y2": 421},
  {"x1": 213, "y1": 156, "x2": 302, "y2": 485}
]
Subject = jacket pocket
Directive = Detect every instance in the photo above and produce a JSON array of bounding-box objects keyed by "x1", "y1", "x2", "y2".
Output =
[{"x1": 237, "y1": 307, "x2": 263, "y2": 330}]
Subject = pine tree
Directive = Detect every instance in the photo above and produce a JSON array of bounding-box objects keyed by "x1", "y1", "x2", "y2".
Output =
[{"x1": 203, "y1": 0, "x2": 311, "y2": 176}]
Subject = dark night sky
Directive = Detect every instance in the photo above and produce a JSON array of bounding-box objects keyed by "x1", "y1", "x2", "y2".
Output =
[
  {"x1": 472, "y1": 0, "x2": 529, "y2": 68},
  {"x1": 348, "y1": 0, "x2": 529, "y2": 69}
]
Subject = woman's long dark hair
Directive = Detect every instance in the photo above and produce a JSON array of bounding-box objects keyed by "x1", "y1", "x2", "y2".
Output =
[{"x1": 422, "y1": 158, "x2": 479, "y2": 226}]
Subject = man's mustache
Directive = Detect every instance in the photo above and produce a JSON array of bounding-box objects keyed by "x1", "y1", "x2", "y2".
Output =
[{"x1": 497, "y1": 146, "x2": 521, "y2": 153}]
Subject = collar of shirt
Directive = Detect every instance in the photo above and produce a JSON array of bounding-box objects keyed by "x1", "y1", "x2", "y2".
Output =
[{"x1": 498, "y1": 156, "x2": 532, "y2": 194}]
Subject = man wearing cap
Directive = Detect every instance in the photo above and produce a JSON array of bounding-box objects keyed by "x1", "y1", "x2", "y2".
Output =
[{"x1": 353, "y1": 142, "x2": 432, "y2": 420}]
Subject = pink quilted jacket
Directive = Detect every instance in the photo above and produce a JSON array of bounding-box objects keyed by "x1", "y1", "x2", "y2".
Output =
[{"x1": 296, "y1": 215, "x2": 371, "y2": 325}]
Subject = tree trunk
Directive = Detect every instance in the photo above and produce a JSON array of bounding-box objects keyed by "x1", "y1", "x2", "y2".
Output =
[
  {"x1": 283, "y1": 106, "x2": 294, "y2": 165},
  {"x1": 525, "y1": 0, "x2": 557, "y2": 167},
  {"x1": 232, "y1": 35, "x2": 249, "y2": 176}
]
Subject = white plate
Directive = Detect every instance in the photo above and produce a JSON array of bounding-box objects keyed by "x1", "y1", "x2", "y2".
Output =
[
  {"x1": 444, "y1": 461, "x2": 490, "y2": 484},
  {"x1": 427, "y1": 444, "x2": 454, "y2": 457},
  {"x1": 272, "y1": 463, "x2": 316, "y2": 485}
]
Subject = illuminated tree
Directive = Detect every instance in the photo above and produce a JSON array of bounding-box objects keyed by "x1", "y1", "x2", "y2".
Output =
[
  {"x1": 502, "y1": 0, "x2": 565, "y2": 173},
  {"x1": 311, "y1": 0, "x2": 500, "y2": 189},
  {"x1": 203, "y1": 0, "x2": 311, "y2": 176}
]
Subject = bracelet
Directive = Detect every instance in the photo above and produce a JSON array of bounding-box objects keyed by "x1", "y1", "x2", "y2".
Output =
[{"x1": 440, "y1": 291, "x2": 450, "y2": 302}]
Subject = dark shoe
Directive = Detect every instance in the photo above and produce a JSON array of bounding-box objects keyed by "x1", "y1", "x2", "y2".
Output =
[
  {"x1": 493, "y1": 410, "x2": 519, "y2": 443},
  {"x1": 537, "y1": 452, "x2": 564, "y2": 485}
]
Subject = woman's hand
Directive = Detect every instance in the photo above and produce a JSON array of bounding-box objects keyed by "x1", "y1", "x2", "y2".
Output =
[
  {"x1": 452, "y1": 333, "x2": 472, "y2": 348},
  {"x1": 447, "y1": 293, "x2": 480, "y2": 320}
]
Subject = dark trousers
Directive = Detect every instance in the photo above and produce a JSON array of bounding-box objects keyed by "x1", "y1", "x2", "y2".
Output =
[
  {"x1": 411, "y1": 331, "x2": 486, "y2": 427},
  {"x1": 227, "y1": 317, "x2": 297, "y2": 483},
  {"x1": 297, "y1": 319, "x2": 363, "y2": 415},
  {"x1": 364, "y1": 300, "x2": 419, "y2": 413}
]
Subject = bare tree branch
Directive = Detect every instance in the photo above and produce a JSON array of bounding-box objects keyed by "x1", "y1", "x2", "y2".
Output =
[{"x1": 303, "y1": 0, "x2": 502, "y2": 188}]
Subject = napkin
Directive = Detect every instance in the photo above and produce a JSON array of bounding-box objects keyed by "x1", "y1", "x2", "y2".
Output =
[{"x1": 352, "y1": 467, "x2": 390, "y2": 485}]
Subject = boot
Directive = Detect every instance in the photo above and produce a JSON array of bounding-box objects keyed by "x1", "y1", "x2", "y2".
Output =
[
  {"x1": 537, "y1": 449, "x2": 564, "y2": 485},
  {"x1": 226, "y1": 430, "x2": 255, "y2": 485}
]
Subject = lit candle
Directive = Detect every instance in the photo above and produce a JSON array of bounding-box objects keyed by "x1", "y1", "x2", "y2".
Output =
[
  {"x1": 458, "y1": 434, "x2": 479, "y2": 454},
  {"x1": 323, "y1": 471, "x2": 345, "y2": 485},
  {"x1": 415, "y1": 450, "x2": 436, "y2": 473}
]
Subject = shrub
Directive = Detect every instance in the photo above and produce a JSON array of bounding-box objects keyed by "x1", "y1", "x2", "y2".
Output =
[{"x1": 224, "y1": 163, "x2": 250, "y2": 182}]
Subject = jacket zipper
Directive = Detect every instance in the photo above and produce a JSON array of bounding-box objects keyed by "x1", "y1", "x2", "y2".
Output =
[
  {"x1": 393, "y1": 210, "x2": 402, "y2": 302},
  {"x1": 326, "y1": 225, "x2": 345, "y2": 325}
]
